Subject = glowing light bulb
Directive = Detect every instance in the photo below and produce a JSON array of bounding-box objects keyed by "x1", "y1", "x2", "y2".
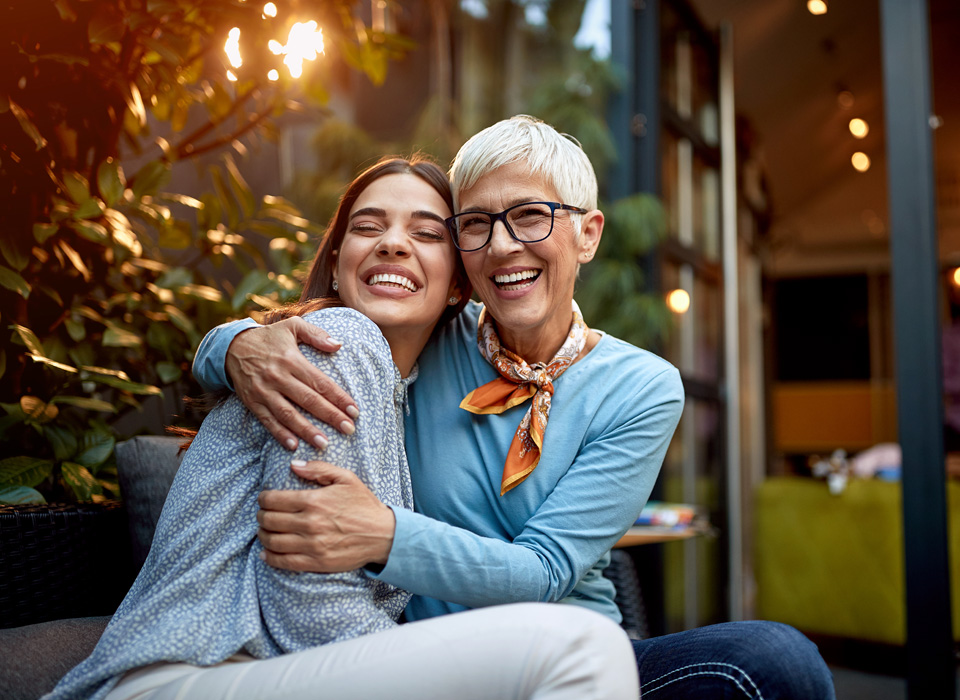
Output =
[
  {"x1": 666, "y1": 289, "x2": 690, "y2": 314},
  {"x1": 224, "y1": 27, "x2": 242, "y2": 68},
  {"x1": 849, "y1": 118, "x2": 869, "y2": 138},
  {"x1": 262, "y1": 2, "x2": 277, "y2": 17},
  {"x1": 851, "y1": 152, "x2": 871, "y2": 172},
  {"x1": 807, "y1": 0, "x2": 827, "y2": 15},
  {"x1": 267, "y1": 69, "x2": 279, "y2": 81},
  {"x1": 279, "y1": 21, "x2": 325, "y2": 79}
]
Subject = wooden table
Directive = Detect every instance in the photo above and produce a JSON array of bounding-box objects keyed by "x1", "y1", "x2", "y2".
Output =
[{"x1": 615, "y1": 525, "x2": 703, "y2": 548}]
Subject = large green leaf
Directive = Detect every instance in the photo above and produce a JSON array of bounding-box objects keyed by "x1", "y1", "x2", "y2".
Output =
[
  {"x1": 86, "y1": 374, "x2": 162, "y2": 396},
  {"x1": 0, "y1": 265, "x2": 30, "y2": 298},
  {"x1": 50, "y1": 396, "x2": 117, "y2": 413},
  {"x1": 156, "y1": 360, "x2": 182, "y2": 384},
  {"x1": 61, "y1": 461, "x2": 102, "y2": 501},
  {"x1": 9, "y1": 324, "x2": 45, "y2": 355},
  {"x1": 210, "y1": 165, "x2": 239, "y2": 230},
  {"x1": 131, "y1": 161, "x2": 172, "y2": 199},
  {"x1": 231, "y1": 269, "x2": 271, "y2": 310},
  {"x1": 88, "y1": 3, "x2": 125, "y2": 45},
  {"x1": 75, "y1": 431, "x2": 115, "y2": 469},
  {"x1": 72, "y1": 197, "x2": 105, "y2": 220},
  {"x1": 44, "y1": 424, "x2": 78, "y2": 461},
  {"x1": 69, "y1": 218, "x2": 109, "y2": 243},
  {"x1": 0, "y1": 485, "x2": 46, "y2": 505},
  {"x1": 103, "y1": 325, "x2": 143, "y2": 348},
  {"x1": 33, "y1": 223, "x2": 58, "y2": 244},
  {"x1": 0, "y1": 236, "x2": 29, "y2": 271},
  {"x1": 0, "y1": 456, "x2": 54, "y2": 487},
  {"x1": 8, "y1": 99, "x2": 47, "y2": 150},
  {"x1": 20, "y1": 396, "x2": 59, "y2": 424},
  {"x1": 65, "y1": 315, "x2": 86, "y2": 341},
  {"x1": 63, "y1": 171, "x2": 91, "y2": 205},
  {"x1": 224, "y1": 156, "x2": 256, "y2": 218},
  {"x1": 97, "y1": 158, "x2": 126, "y2": 207}
]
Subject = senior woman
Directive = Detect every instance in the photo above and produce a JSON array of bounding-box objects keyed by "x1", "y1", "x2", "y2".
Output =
[{"x1": 195, "y1": 116, "x2": 835, "y2": 699}]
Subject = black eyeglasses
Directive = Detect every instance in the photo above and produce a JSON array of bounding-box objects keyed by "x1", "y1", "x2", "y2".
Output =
[{"x1": 444, "y1": 201, "x2": 587, "y2": 252}]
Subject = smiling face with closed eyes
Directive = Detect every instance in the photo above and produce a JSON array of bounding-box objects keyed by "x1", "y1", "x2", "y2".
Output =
[{"x1": 333, "y1": 173, "x2": 461, "y2": 376}]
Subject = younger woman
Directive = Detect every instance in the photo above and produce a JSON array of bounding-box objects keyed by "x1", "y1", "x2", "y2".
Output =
[{"x1": 48, "y1": 158, "x2": 639, "y2": 700}]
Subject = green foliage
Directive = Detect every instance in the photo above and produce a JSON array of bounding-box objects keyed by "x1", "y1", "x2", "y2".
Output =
[
  {"x1": 577, "y1": 194, "x2": 671, "y2": 349},
  {"x1": 0, "y1": 0, "x2": 411, "y2": 504}
]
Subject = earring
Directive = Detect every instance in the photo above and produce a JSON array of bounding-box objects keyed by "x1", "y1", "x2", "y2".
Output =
[
  {"x1": 448, "y1": 296, "x2": 459, "y2": 305},
  {"x1": 332, "y1": 280, "x2": 338, "y2": 291}
]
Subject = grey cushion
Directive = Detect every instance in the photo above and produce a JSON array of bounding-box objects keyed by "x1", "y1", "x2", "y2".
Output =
[
  {"x1": 0, "y1": 616, "x2": 110, "y2": 700},
  {"x1": 115, "y1": 436, "x2": 185, "y2": 569}
]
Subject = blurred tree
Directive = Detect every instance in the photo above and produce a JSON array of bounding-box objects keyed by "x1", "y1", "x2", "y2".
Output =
[{"x1": 0, "y1": 0, "x2": 413, "y2": 504}]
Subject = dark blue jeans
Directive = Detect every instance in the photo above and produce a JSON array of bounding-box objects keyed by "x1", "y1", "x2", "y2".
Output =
[{"x1": 632, "y1": 621, "x2": 836, "y2": 699}]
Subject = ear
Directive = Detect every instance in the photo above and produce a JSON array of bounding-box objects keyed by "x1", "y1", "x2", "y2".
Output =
[
  {"x1": 446, "y1": 279, "x2": 463, "y2": 304},
  {"x1": 577, "y1": 209, "x2": 604, "y2": 264}
]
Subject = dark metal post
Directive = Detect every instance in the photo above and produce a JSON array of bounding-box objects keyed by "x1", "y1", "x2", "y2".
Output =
[
  {"x1": 879, "y1": 0, "x2": 954, "y2": 697},
  {"x1": 608, "y1": 0, "x2": 634, "y2": 200}
]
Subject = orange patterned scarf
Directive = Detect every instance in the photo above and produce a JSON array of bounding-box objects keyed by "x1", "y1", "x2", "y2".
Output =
[{"x1": 460, "y1": 301, "x2": 588, "y2": 495}]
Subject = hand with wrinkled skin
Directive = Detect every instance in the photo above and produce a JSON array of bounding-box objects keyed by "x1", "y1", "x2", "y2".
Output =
[
  {"x1": 225, "y1": 318, "x2": 360, "y2": 450},
  {"x1": 257, "y1": 460, "x2": 396, "y2": 572}
]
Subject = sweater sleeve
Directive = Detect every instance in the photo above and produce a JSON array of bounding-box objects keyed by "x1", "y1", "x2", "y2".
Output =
[
  {"x1": 192, "y1": 317, "x2": 259, "y2": 392},
  {"x1": 375, "y1": 366, "x2": 684, "y2": 609}
]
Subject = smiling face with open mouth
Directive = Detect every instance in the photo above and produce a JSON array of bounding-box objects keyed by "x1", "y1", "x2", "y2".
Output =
[
  {"x1": 334, "y1": 173, "x2": 459, "y2": 370},
  {"x1": 458, "y1": 161, "x2": 603, "y2": 363}
]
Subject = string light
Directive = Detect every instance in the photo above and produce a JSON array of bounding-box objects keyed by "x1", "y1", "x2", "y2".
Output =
[
  {"x1": 262, "y1": 2, "x2": 277, "y2": 18},
  {"x1": 666, "y1": 289, "x2": 690, "y2": 314},
  {"x1": 849, "y1": 118, "x2": 869, "y2": 138},
  {"x1": 224, "y1": 28, "x2": 242, "y2": 68},
  {"x1": 807, "y1": 0, "x2": 827, "y2": 15},
  {"x1": 851, "y1": 152, "x2": 871, "y2": 172}
]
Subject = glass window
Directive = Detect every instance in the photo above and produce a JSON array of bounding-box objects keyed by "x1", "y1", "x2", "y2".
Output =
[
  {"x1": 661, "y1": 130, "x2": 680, "y2": 238},
  {"x1": 692, "y1": 154, "x2": 720, "y2": 260},
  {"x1": 694, "y1": 276, "x2": 721, "y2": 382}
]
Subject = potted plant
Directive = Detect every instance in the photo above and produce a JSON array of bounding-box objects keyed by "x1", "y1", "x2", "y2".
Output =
[{"x1": 0, "y1": 0, "x2": 410, "y2": 627}]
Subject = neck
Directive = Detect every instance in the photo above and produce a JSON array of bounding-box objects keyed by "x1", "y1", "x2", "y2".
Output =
[
  {"x1": 498, "y1": 326, "x2": 567, "y2": 365},
  {"x1": 381, "y1": 327, "x2": 434, "y2": 378}
]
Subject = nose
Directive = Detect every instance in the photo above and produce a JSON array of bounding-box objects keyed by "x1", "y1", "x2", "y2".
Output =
[
  {"x1": 487, "y1": 217, "x2": 524, "y2": 256},
  {"x1": 375, "y1": 225, "x2": 411, "y2": 257}
]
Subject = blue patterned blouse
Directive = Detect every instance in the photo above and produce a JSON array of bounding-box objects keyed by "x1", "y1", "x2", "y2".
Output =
[{"x1": 48, "y1": 308, "x2": 414, "y2": 700}]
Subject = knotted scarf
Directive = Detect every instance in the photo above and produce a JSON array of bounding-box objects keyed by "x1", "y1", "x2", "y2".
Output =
[{"x1": 460, "y1": 301, "x2": 588, "y2": 495}]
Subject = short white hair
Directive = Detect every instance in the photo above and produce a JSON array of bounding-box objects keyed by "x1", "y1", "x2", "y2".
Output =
[{"x1": 449, "y1": 115, "x2": 599, "y2": 214}]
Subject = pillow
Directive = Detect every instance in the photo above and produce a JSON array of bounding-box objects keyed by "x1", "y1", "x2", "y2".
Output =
[{"x1": 115, "y1": 436, "x2": 184, "y2": 569}]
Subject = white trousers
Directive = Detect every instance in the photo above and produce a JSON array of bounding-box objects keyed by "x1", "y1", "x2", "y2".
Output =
[{"x1": 106, "y1": 603, "x2": 638, "y2": 700}]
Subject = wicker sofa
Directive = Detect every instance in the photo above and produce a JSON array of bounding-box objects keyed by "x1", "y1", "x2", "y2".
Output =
[{"x1": 0, "y1": 436, "x2": 647, "y2": 699}]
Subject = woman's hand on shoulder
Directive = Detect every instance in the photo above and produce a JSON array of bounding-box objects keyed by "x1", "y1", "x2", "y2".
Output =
[
  {"x1": 225, "y1": 318, "x2": 359, "y2": 450},
  {"x1": 256, "y1": 460, "x2": 396, "y2": 572}
]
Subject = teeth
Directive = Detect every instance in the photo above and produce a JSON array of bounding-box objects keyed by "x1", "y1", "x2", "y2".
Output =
[
  {"x1": 367, "y1": 273, "x2": 418, "y2": 292},
  {"x1": 494, "y1": 270, "x2": 540, "y2": 286}
]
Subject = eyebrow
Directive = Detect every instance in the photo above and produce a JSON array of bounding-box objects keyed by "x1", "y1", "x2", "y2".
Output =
[
  {"x1": 458, "y1": 198, "x2": 543, "y2": 214},
  {"x1": 350, "y1": 207, "x2": 447, "y2": 225}
]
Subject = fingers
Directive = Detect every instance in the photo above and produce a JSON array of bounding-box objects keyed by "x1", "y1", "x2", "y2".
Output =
[
  {"x1": 290, "y1": 459, "x2": 358, "y2": 485},
  {"x1": 289, "y1": 315, "x2": 343, "y2": 353},
  {"x1": 259, "y1": 549, "x2": 319, "y2": 573}
]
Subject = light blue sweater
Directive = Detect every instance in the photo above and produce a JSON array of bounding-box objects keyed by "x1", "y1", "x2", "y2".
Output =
[{"x1": 194, "y1": 301, "x2": 684, "y2": 623}]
